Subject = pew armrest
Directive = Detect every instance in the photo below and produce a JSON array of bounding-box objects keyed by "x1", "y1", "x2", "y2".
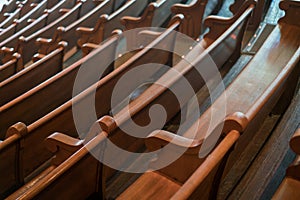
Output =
[
  {"x1": 76, "y1": 14, "x2": 109, "y2": 47},
  {"x1": 146, "y1": 112, "x2": 248, "y2": 154},
  {"x1": 121, "y1": 3, "x2": 157, "y2": 30},
  {"x1": 59, "y1": 8, "x2": 71, "y2": 15},
  {"x1": 204, "y1": 0, "x2": 255, "y2": 41},
  {"x1": 171, "y1": 0, "x2": 208, "y2": 38},
  {"x1": 0, "y1": 47, "x2": 20, "y2": 66},
  {"x1": 81, "y1": 43, "x2": 100, "y2": 56},
  {"x1": 76, "y1": 27, "x2": 95, "y2": 47},
  {"x1": 36, "y1": 37, "x2": 67, "y2": 57},
  {"x1": 45, "y1": 132, "x2": 84, "y2": 166},
  {"x1": 279, "y1": 0, "x2": 300, "y2": 26},
  {"x1": 146, "y1": 130, "x2": 201, "y2": 154}
]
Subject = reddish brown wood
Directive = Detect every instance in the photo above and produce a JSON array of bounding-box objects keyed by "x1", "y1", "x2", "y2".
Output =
[
  {"x1": 1, "y1": 18, "x2": 183, "y2": 197},
  {"x1": 0, "y1": 52, "x2": 22, "y2": 82},
  {"x1": 76, "y1": 0, "x2": 149, "y2": 47},
  {"x1": 273, "y1": 129, "x2": 300, "y2": 200},
  {"x1": 0, "y1": 42, "x2": 66, "y2": 106},
  {"x1": 33, "y1": 0, "x2": 114, "y2": 58}
]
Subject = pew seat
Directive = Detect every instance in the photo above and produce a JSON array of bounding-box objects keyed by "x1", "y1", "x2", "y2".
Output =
[
  {"x1": 117, "y1": 171, "x2": 181, "y2": 200},
  {"x1": 5, "y1": 1, "x2": 255, "y2": 199},
  {"x1": 1, "y1": 15, "x2": 185, "y2": 198},
  {"x1": 133, "y1": 1, "x2": 300, "y2": 199}
]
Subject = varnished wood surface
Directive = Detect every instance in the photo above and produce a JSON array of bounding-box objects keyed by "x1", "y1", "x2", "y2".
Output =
[
  {"x1": 272, "y1": 177, "x2": 300, "y2": 200},
  {"x1": 77, "y1": 0, "x2": 149, "y2": 47},
  {"x1": 1, "y1": 0, "x2": 299, "y2": 199},
  {"x1": 0, "y1": 43, "x2": 65, "y2": 107},
  {"x1": 228, "y1": 90, "x2": 299, "y2": 199},
  {"x1": 0, "y1": 0, "x2": 76, "y2": 57},
  {"x1": 0, "y1": 18, "x2": 183, "y2": 197},
  {"x1": 118, "y1": 171, "x2": 181, "y2": 200},
  {"x1": 35, "y1": 0, "x2": 114, "y2": 57}
]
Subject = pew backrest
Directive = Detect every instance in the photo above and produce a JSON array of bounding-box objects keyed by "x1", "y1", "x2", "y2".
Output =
[
  {"x1": 0, "y1": 16, "x2": 183, "y2": 196},
  {"x1": 0, "y1": 42, "x2": 66, "y2": 106},
  {"x1": 0, "y1": 52, "x2": 21, "y2": 82},
  {"x1": 76, "y1": 0, "x2": 149, "y2": 47},
  {"x1": 34, "y1": 0, "x2": 114, "y2": 58}
]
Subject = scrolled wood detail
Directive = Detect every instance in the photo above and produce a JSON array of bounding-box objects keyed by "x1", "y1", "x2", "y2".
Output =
[
  {"x1": 45, "y1": 132, "x2": 84, "y2": 166},
  {"x1": 279, "y1": 0, "x2": 300, "y2": 26},
  {"x1": 171, "y1": 0, "x2": 208, "y2": 39},
  {"x1": 121, "y1": 3, "x2": 157, "y2": 30},
  {"x1": 77, "y1": 14, "x2": 109, "y2": 48}
]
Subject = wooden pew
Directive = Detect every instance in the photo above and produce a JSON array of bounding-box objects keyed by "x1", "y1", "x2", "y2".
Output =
[
  {"x1": 231, "y1": 0, "x2": 272, "y2": 31},
  {"x1": 0, "y1": 16, "x2": 183, "y2": 197},
  {"x1": 125, "y1": 2, "x2": 300, "y2": 199},
  {"x1": 24, "y1": 0, "x2": 128, "y2": 61},
  {"x1": 273, "y1": 128, "x2": 300, "y2": 200},
  {"x1": 6, "y1": 130, "x2": 107, "y2": 200},
  {"x1": 98, "y1": 0, "x2": 255, "y2": 184},
  {"x1": 0, "y1": 0, "x2": 49, "y2": 42},
  {"x1": 19, "y1": 0, "x2": 102, "y2": 65},
  {"x1": 0, "y1": 42, "x2": 66, "y2": 106},
  {"x1": 118, "y1": 0, "x2": 223, "y2": 53},
  {"x1": 0, "y1": 0, "x2": 49, "y2": 26},
  {"x1": 118, "y1": 0, "x2": 187, "y2": 50},
  {"x1": 12, "y1": 0, "x2": 114, "y2": 66},
  {"x1": 6, "y1": 1, "x2": 256, "y2": 198},
  {"x1": 0, "y1": 34, "x2": 119, "y2": 198},
  {"x1": 0, "y1": 4, "x2": 22, "y2": 29},
  {"x1": 0, "y1": 0, "x2": 19, "y2": 16},
  {"x1": 11, "y1": 0, "x2": 48, "y2": 33},
  {"x1": 76, "y1": 0, "x2": 149, "y2": 48},
  {"x1": 0, "y1": 0, "x2": 77, "y2": 63},
  {"x1": 0, "y1": 52, "x2": 21, "y2": 82},
  {"x1": 171, "y1": 0, "x2": 220, "y2": 39}
]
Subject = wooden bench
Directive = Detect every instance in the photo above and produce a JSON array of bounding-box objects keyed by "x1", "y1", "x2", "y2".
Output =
[
  {"x1": 0, "y1": 0, "x2": 19, "y2": 17},
  {"x1": 0, "y1": 0, "x2": 51, "y2": 27},
  {"x1": 170, "y1": 0, "x2": 221, "y2": 39},
  {"x1": 231, "y1": 0, "x2": 272, "y2": 31},
  {"x1": 6, "y1": 0, "x2": 101, "y2": 66},
  {"x1": 0, "y1": 0, "x2": 49, "y2": 43},
  {"x1": 14, "y1": 0, "x2": 115, "y2": 65},
  {"x1": 0, "y1": 34, "x2": 119, "y2": 198},
  {"x1": 0, "y1": 42, "x2": 66, "y2": 106},
  {"x1": 124, "y1": 2, "x2": 300, "y2": 199},
  {"x1": 40, "y1": 0, "x2": 188, "y2": 58},
  {"x1": 0, "y1": 18, "x2": 185, "y2": 198},
  {"x1": 273, "y1": 128, "x2": 300, "y2": 200},
  {"x1": 0, "y1": 16, "x2": 184, "y2": 197},
  {"x1": 77, "y1": 0, "x2": 188, "y2": 56},
  {"x1": 97, "y1": 0, "x2": 255, "y2": 185},
  {"x1": 76, "y1": 0, "x2": 149, "y2": 48},
  {"x1": 0, "y1": 0, "x2": 77, "y2": 63},
  {"x1": 0, "y1": 4, "x2": 22, "y2": 29},
  {"x1": 11, "y1": 0, "x2": 48, "y2": 33},
  {"x1": 0, "y1": 52, "x2": 21, "y2": 82},
  {"x1": 6, "y1": 1, "x2": 255, "y2": 198}
]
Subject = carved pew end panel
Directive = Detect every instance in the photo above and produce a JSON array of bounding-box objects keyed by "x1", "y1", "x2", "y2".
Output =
[{"x1": 279, "y1": 0, "x2": 300, "y2": 26}]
